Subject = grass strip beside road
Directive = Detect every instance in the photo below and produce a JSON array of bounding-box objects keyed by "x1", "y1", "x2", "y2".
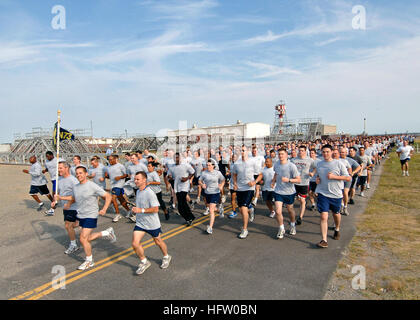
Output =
[{"x1": 329, "y1": 145, "x2": 420, "y2": 299}]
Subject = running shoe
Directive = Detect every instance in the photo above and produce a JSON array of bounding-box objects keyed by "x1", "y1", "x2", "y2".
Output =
[
  {"x1": 360, "y1": 191, "x2": 365, "y2": 197},
  {"x1": 309, "y1": 205, "x2": 315, "y2": 211},
  {"x1": 160, "y1": 255, "x2": 172, "y2": 269},
  {"x1": 317, "y1": 240, "x2": 328, "y2": 248},
  {"x1": 64, "y1": 244, "x2": 79, "y2": 255},
  {"x1": 402, "y1": 172, "x2": 406, "y2": 176},
  {"x1": 189, "y1": 201, "x2": 195, "y2": 210},
  {"x1": 105, "y1": 227, "x2": 117, "y2": 243},
  {"x1": 78, "y1": 260, "x2": 95, "y2": 270},
  {"x1": 112, "y1": 214, "x2": 122, "y2": 222},
  {"x1": 349, "y1": 199, "x2": 355, "y2": 205},
  {"x1": 218, "y1": 204, "x2": 224, "y2": 218},
  {"x1": 206, "y1": 225, "x2": 213, "y2": 234},
  {"x1": 37, "y1": 202, "x2": 45, "y2": 212},
  {"x1": 228, "y1": 210, "x2": 237, "y2": 219},
  {"x1": 333, "y1": 230, "x2": 340, "y2": 240},
  {"x1": 164, "y1": 213, "x2": 170, "y2": 221},
  {"x1": 129, "y1": 214, "x2": 136, "y2": 223},
  {"x1": 289, "y1": 225, "x2": 296, "y2": 235},
  {"x1": 203, "y1": 207, "x2": 210, "y2": 216},
  {"x1": 277, "y1": 228, "x2": 285, "y2": 239},
  {"x1": 249, "y1": 207, "x2": 255, "y2": 222},
  {"x1": 269, "y1": 211, "x2": 276, "y2": 218},
  {"x1": 238, "y1": 229, "x2": 248, "y2": 239},
  {"x1": 195, "y1": 198, "x2": 201, "y2": 204},
  {"x1": 342, "y1": 207, "x2": 349, "y2": 216},
  {"x1": 296, "y1": 217, "x2": 302, "y2": 225},
  {"x1": 221, "y1": 195, "x2": 226, "y2": 204},
  {"x1": 186, "y1": 218, "x2": 195, "y2": 226},
  {"x1": 406, "y1": 172, "x2": 410, "y2": 176},
  {"x1": 251, "y1": 197, "x2": 258, "y2": 206},
  {"x1": 366, "y1": 183, "x2": 370, "y2": 189},
  {"x1": 44, "y1": 208, "x2": 55, "y2": 216},
  {"x1": 136, "y1": 260, "x2": 151, "y2": 275}
]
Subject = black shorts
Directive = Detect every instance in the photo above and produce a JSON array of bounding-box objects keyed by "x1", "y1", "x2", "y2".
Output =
[
  {"x1": 192, "y1": 176, "x2": 200, "y2": 186},
  {"x1": 237, "y1": 190, "x2": 254, "y2": 207},
  {"x1": 163, "y1": 172, "x2": 167, "y2": 178},
  {"x1": 230, "y1": 189, "x2": 236, "y2": 195},
  {"x1": 400, "y1": 158, "x2": 410, "y2": 165},
  {"x1": 29, "y1": 185, "x2": 50, "y2": 195},
  {"x1": 63, "y1": 210, "x2": 78, "y2": 222},
  {"x1": 357, "y1": 176, "x2": 367, "y2": 186},
  {"x1": 309, "y1": 181, "x2": 317, "y2": 193},
  {"x1": 169, "y1": 179, "x2": 175, "y2": 189},
  {"x1": 295, "y1": 185, "x2": 309, "y2": 198}
]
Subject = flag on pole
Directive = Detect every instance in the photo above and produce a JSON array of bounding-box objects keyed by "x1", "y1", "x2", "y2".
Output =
[{"x1": 53, "y1": 122, "x2": 75, "y2": 148}]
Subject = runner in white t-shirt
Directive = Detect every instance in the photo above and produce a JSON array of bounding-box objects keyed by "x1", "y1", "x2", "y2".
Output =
[{"x1": 396, "y1": 140, "x2": 414, "y2": 176}]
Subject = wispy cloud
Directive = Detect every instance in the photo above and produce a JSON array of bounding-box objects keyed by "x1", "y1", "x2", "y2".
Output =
[
  {"x1": 315, "y1": 37, "x2": 342, "y2": 46},
  {"x1": 246, "y1": 61, "x2": 302, "y2": 78},
  {"x1": 139, "y1": 0, "x2": 218, "y2": 20}
]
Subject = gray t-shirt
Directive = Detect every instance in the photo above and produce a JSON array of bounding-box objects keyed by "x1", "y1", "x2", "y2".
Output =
[
  {"x1": 128, "y1": 163, "x2": 148, "y2": 181},
  {"x1": 190, "y1": 157, "x2": 206, "y2": 177},
  {"x1": 291, "y1": 157, "x2": 315, "y2": 186},
  {"x1": 346, "y1": 157, "x2": 361, "y2": 172},
  {"x1": 261, "y1": 166, "x2": 275, "y2": 192},
  {"x1": 107, "y1": 163, "x2": 127, "y2": 189},
  {"x1": 168, "y1": 163, "x2": 195, "y2": 193},
  {"x1": 45, "y1": 158, "x2": 65, "y2": 181},
  {"x1": 73, "y1": 181, "x2": 106, "y2": 219},
  {"x1": 70, "y1": 164, "x2": 87, "y2": 177},
  {"x1": 58, "y1": 175, "x2": 79, "y2": 211},
  {"x1": 273, "y1": 161, "x2": 299, "y2": 195},
  {"x1": 199, "y1": 170, "x2": 225, "y2": 194},
  {"x1": 315, "y1": 159, "x2": 349, "y2": 199},
  {"x1": 309, "y1": 157, "x2": 322, "y2": 182},
  {"x1": 358, "y1": 155, "x2": 372, "y2": 176},
  {"x1": 135, "y1": 186, "x2": 161, "y2": 230},
  {"x1": 231, "y1": 158, "x2": 261, "y2": 191},
  {"x1": 147, "y1": 171, "x2": 162, "y2": 194},
  {"x1": 29, "y1": 162, "x2": 48, "y2": 186},
  {"x1": 89, "y1": 164, "x2": 106, "y2": 189}
]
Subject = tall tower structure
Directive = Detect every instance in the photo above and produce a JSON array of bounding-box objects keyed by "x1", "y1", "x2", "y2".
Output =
[{"x1": 271, "y1": 100, "x2": 287, "y2": 136}]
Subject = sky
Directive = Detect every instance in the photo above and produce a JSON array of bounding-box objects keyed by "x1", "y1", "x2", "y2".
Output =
[{"x1": 0, "y1": 0, "x2": 419, "y2": 143}]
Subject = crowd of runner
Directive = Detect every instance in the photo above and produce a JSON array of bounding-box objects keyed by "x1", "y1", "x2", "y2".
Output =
[{"x1": 22, "y1": 134, "x2": 415, "y2": 274}]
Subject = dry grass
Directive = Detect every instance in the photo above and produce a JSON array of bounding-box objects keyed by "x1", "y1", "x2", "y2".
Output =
[{"x1": 327, "y1": 143, "x2": 420, "y2": 299}]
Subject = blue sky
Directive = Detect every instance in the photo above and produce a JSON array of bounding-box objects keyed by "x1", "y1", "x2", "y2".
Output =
[{"x1": 0, "y1": 0, "x2": 419, "y2": 142}]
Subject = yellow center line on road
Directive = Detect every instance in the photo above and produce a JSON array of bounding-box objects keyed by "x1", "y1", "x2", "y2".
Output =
[{"x1": 11, "y1": 205, "x2": 232, "y2": 300}]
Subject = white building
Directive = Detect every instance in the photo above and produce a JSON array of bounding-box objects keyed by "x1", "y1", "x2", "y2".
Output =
[{"x1": 167, "y1": 121, "x2": 271, "y2": 142}]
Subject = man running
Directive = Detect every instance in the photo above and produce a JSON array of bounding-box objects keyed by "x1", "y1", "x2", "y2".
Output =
[
  {"x1": 61, "y1": 166, "x2": 115, "y2": 270},
  {"x1": 291, "y1": 145, "x2": 315, "y2": 225},
  {"x1": 308, "y1": 148, "x2": 321, "y2": 211},
  {"x1": 261, "y1": 157, "x2": 276, "y2": 218},
  {"x1": 231, "y1": 145, "x2": 262, "y2": 239},
  {"x1": 340, "y1": 147, "x2": 362, "y2": 214},
  {"x1": 131, "y1": 171, "x2": 171, "y2": 275},
  {"x1": 23, "y1": 156, "x2": 54, "y2": 212},
  {"x1": 167, "y1": 153, "x2": 196, "y2": 225},
  {"x1": 396, "y1": 140, "x2": 414, "y2": 176},
  {"x1": 70, "y1": 155, "x2": 86, "y2": 177},
  {"x1": 357, "y1": 147, "x2": 372, "y2": 197},
  {"x1": 315, "y1": 145, "x2": 351, "y2": 248},
  {"x1": 271, "y1": 148, "x2": 301, "y2": 239},
  {"x1": 146, "y1": 162, "x2": 170, "y2": 221},
  {"x1": 251, "y1": 146, "x2": 265, "y2": 207},
  {"x1": 43, "y1": 151, "x2": 64, "y2": 215},
  {"x1": 106, "y1": 155, "x2": 131, "y2": 222},
  {"x1": 88, "y1": 157, "x2": 107, "y2": 190},
  {"x1": 51, "y1": 161, "x2": 80, "y2": 254}
]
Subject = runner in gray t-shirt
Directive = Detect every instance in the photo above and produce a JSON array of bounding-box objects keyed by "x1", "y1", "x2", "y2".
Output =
[
  {"x1": 131, "y1": 171, "x2": 172, "y2": 275},
  {"x1": 271, "y1": 149, "x2": 301, "y2": 239},
  {"x1": 315, "y1": 145, "x2": 351, "y2": 249},
  {"x1": 59, "y1": 166, "x2": 114, "y2": 271},
  {"x1": 291, "y1": 146, "x2": 315, "y2": 225}
]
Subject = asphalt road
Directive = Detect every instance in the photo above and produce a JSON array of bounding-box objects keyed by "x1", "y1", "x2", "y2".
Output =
[{"x1": 0, "y1": 163, "x2": 384, "y2": 300}]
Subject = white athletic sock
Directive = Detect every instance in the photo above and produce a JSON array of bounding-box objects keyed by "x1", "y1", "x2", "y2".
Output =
[
  {"x1": 86, "y1": 255, "x2": 93, "y2": 262},
  {"x1": 163, "y1": 255, "x2": 169, "y2": 259},
  {"x1": 141, "y1": 258, "x2": 147, "y2": 264},
  {"x1": 70, "y1": 240, "x2": 77, "y2": 246},
  {"x1": 290, "y1": 222, "x2": 295, "y2": 227},
  {"x1": 279, "y1": 224, "x2": 285, "y2": 230},
  {"x1": 39, "y1": 202, "x2": 44, "y2": 206},
  {"x1": 101, "y1": 230, "x2": 110, "y2": 237}
]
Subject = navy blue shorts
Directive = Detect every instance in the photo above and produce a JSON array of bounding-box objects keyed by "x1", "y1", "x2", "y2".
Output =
[
  {"x1": 77, "y1": 218, "x2": 98, "y2": 229},
  {"x1": 237, "y1": 190, "x2": 254, "y2": 207},
  {"x1": 400, "y1": 158, "x2": 410, "y2": 165},
  {"x1": 134, "y1": 225, "x2": 162, "y2": 238},
  {"x1": 112, "y1": 187, "x2": 125, "y2": 196},
  {"x1": 52, "y1": 180, "x2": 57, "y2": 193},
  {"x1": 274, "y1": 192, "x2": 295, "y2": 205},
  {"x1": 63, "y1": 210, "x2": 78, "y2": 222},
  {"x1": 317, "y1": 193, "x2": 342, "y2": 214},
  {"x1": 29, "y1": 185, "x2": 50, "y2": 195},
  {"x1": 262, "y1": 190, "x2": 275, "y2": 202},
  {"x1": 205, "y1": 192, "x2": 221, "y2": 204}
]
